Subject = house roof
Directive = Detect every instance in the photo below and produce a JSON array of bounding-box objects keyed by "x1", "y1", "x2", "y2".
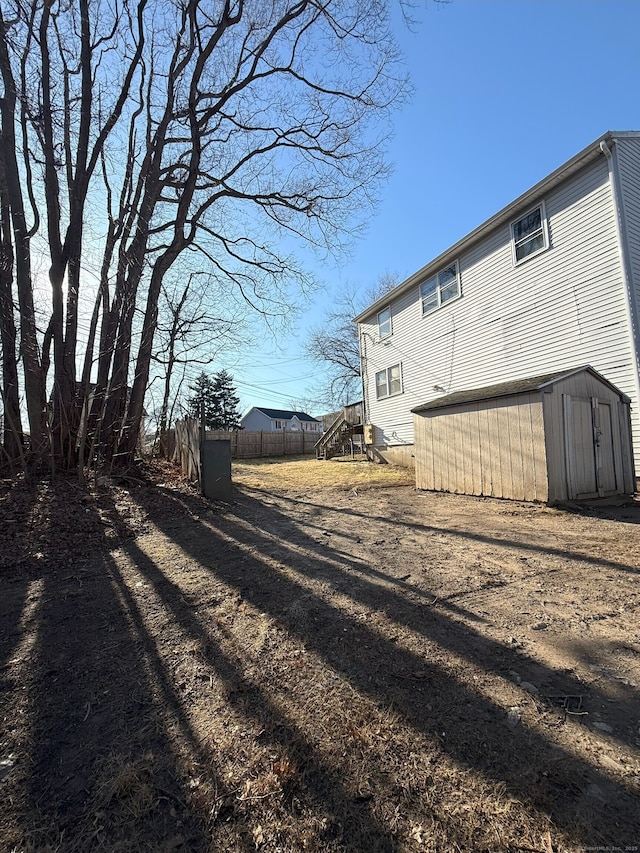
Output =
[
  {"x1": 246, "y1": 407, "x2": 321, "y2": 423},
  {"x1": 410, "y1": 366, "x2": 630, "y2": 414},
  {"x1": 354, "y1": 130, "x2": 640, "y2": 324}
]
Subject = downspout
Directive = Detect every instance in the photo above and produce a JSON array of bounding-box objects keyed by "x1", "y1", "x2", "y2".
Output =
[
  {"x1": 600, "y1": 139, "x2": 640, "y2": 482},
  {"x1": 358, "y1": 323, "x2": 369, "y2": 455}
]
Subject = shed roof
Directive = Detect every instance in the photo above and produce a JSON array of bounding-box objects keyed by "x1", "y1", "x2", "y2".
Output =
[
  {"x1": 411, "y1": 366, "x2": 629, "y2": 414},
  {"x1": 354, "y1": 130, "x2": 640, "y2": 324},
  {"x1": 248, "y1": 407, "x2": 321, "y2": 423}
]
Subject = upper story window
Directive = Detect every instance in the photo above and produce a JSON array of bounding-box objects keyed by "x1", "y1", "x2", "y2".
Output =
[
  {"x1": 511, "y1": 203, "x2": 549, "y2": 264},
  {"x1": 375, "y1": 363, "x2": 402, "y2": 400},
  {"x1": 420, "y1": 261, "x2": 460, "y2": 316},
  {"x1": 377, "y1": 306, "x2": 392, "y2": 339}
]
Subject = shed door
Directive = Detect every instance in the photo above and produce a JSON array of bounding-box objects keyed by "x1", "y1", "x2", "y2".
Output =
[
  {"x1": 564, "y1": 395, "x2": 618, "y2": 499},
  {"x1": 594, "y1": 401, "x2": 617, "y2": 494}
]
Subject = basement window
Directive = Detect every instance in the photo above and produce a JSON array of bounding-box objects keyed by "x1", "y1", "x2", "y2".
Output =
[
  {"x1": 420, "y1": 261, "x2": 460, "y2": 315},
  {"x1": 511, "y1": 203, "x2": 549, "y2": 264},
  {"x1": 375, "y1": 364, "x2": 403, "y2": 399}
]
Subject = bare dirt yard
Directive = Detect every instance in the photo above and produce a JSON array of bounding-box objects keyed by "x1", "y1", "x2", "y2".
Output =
[{"x1": 1, "y1": 456, "x2": 639, "y2": 852}]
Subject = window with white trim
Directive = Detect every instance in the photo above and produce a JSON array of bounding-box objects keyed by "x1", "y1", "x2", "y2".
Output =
[
  {"x1": 420, "y1": 261, "x2": 460, "y2": 315},
  {"x1": 377, "y1": 306, "x2": 392, "y2": 339},
  {"x1": 375, "y1": 363, "x2": 402, "y2": 399},
  {"x1": 275, "y1": 420, "x2": 285, "y2": 430},
  {"x1": 511, "y1": 203, "x2": 548, "y2": 264}
]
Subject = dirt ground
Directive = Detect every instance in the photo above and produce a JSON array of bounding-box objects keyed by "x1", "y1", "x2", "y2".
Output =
[{"x1": 1, "y1": 457, "x2": 639, "y2": 852}]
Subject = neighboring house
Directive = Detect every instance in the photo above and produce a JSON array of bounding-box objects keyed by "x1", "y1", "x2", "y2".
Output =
[
  {"x1": 240, "y1": 407, "x2": 322, "y2": 433},
  {"x1": 355, "y1": 130, "x2": 640, "y2": 470}
]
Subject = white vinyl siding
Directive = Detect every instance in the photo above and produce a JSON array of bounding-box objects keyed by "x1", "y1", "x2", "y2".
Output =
[
  {"x1": 613, "y1": 137, "x2": 640, "y2": 410},
  {"x1": 361, "y1": 151, "x2": 640, "y2": 459},
  {"x1": 615, "y1": 137, "x2": 640, "y2": 299}
]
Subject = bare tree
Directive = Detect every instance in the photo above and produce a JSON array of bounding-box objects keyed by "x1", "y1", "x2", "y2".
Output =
[
  {"x1": 307, "y1": 272, "x2": 398, "y2": 408},
  {"x1": 153, "y1": 272, "x2": 246, "y2": 455},
  {"x1": 0, "y1": 0, "x2": 408, "y2": 471}
]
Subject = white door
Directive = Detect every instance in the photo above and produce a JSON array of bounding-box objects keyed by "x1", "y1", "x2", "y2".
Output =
[
  {"x1": 593, "y1": 401, "x2": 617, "y2": 495},
  {"x1": 564, "y1": 395, "x2": 618, "y2": 499}
]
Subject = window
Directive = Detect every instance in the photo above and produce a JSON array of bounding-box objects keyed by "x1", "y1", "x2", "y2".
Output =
[
  {"x1": 420, "y1": 261, "x2": 460, "y2": 315},
  {"x1": 511, "y1": 203, "x2": 548, "y2": 264},
  {"x1": 275, "y1": 420, "x2": 285, "y2": 430},
  {"x1": 377, "y1": 306, "x2": 392, "y2": 339},
  {"x1": 375, "y1": 364, "x2": 402, "y2": 399}
]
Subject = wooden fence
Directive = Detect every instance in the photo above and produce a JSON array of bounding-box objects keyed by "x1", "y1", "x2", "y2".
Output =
[
  {"x1": 173, "y1": 418, "x2": 202, "y2": 482},
  {"x1": 173, "y1": 418, "x2": 319, "y2": 480},
  {"x1": 204, "y1": 428, "x2": 318, "y2": 458}
]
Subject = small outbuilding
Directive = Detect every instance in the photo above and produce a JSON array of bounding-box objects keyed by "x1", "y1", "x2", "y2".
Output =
[{"x1": 411, "y1": 366, "x2": 635, "y2": 504}]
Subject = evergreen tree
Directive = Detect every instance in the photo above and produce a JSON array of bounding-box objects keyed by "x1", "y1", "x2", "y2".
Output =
[
  {"x1": 186, "y1": 370, "x2": 242, "y2": 430},
  {"x1": 211, "y1": 370, "x2": 242, "y2": 431},
  {"x1": 186, "y1": 372, "x2": 217, "y2": 428}
]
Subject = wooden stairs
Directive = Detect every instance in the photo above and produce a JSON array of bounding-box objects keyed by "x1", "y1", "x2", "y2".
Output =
[{"x1": 315, "y1": 413, "x2": 364, "y2": 460}]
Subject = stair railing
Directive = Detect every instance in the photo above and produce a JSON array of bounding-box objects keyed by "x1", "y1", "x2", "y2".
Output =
[{"x1": 315, "y1": 412, "x2": 348, "y2": 456}]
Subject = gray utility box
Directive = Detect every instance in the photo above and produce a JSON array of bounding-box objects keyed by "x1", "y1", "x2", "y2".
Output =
[{"x1": 200, "y1": 439, "x2": 232, "y2": 501}]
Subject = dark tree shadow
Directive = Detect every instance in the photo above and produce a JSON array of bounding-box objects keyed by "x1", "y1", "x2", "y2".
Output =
[
  {"x1": 117, "y1": 536, "x2": 398, "y2": 852},
  {"x1": 5, "y1": 473, "x2": 638, "y2": 851},
  {"x1": 127, "y1": 481, "x2": 640, "y2": 848},
  {"x1": 259, "y1": 489, "x2": 640, "y2": 577}
]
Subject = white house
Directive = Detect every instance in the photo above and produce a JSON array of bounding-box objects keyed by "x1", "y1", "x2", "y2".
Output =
[
  {"x1": 355, "y1": 130, "x2": 640, "y2": 473},
  {"x1": 240, "y1": 407, "x2": 322, "y2": 433}
]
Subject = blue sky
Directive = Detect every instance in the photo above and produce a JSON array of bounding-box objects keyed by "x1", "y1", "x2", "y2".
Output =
[{"x1": 224, "y1": 0, "x2": 640, "y2": 417}]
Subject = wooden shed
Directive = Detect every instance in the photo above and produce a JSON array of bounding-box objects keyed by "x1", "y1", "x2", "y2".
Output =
[{"x1": 411, "y1": 366, "x2": 635, "y2": 504}]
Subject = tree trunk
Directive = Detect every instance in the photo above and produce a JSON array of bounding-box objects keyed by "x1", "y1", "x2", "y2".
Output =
[
  {"x1": 0, "y1": 12, "x2": 47, "y2": 454},
  {"x1": 0, "y1": 185, "x2": 22, "y2": 461}
]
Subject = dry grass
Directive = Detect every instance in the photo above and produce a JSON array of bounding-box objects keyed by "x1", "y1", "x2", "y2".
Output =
[{"x1": 232, "y1": 454, "x2": 415, "y2": 491}]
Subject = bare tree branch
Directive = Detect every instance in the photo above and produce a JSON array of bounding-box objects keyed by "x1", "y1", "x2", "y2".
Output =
[{"x1": 306, "y1": 273, "x2": 398, "y2": 408}]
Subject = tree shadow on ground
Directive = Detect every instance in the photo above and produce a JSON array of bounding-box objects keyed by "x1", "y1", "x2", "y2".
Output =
[
  {"x1": 23, "y1": 550, "x2": 219, "y2": 848},
  {"x1": 1, "y1": 482, "x2": 397, "y2": 852},
  {"x1": 126, "y1": 482, "x2": 640, "y2": 848},
  {"x1": 3, "y1": 475, "x2": 638, "y2": 851},
  {"x1": 0, "y1": 483, "x2": 232, "y2": 851},
  {"x1": 0, "y1": 572, "x2": 31, "y2": 671},
  {"x1": 114, "y1": 537, "x2": 400, "y2": 851},
  {"x1": 258, "y1": 489, "x2": 640, "y2": 577}
]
